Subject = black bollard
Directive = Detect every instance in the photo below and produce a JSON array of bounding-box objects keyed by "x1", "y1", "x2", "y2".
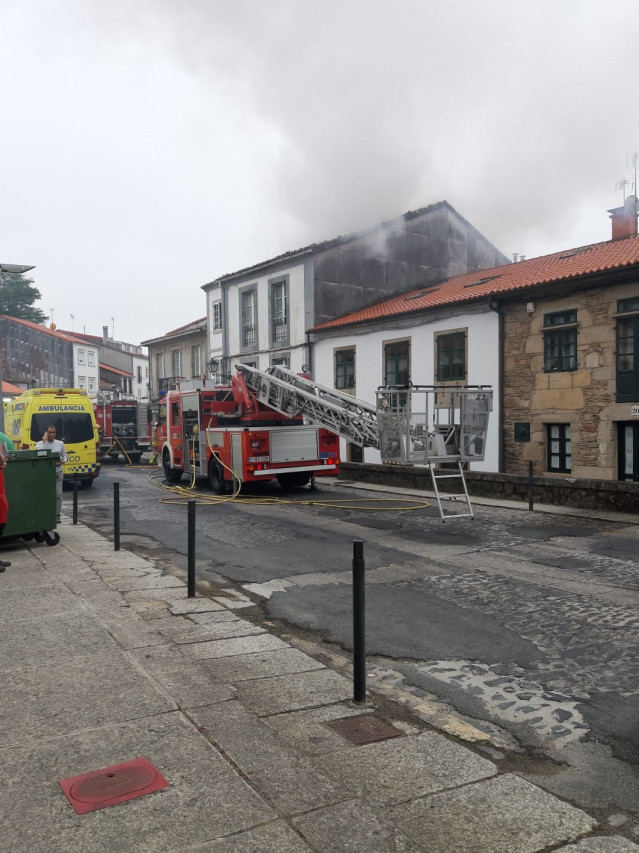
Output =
[
  {"x1": 72, "y1": 480, "x2": 78, "y2": 525},
  {"x1": 528, "y1": 460, "x2": 534, "y2": 512},
  {"x1": 187, "y1": 499, "x2": 196, "y2": 597},
  {"x1": 114, "y1": 482, "x2": 120, "y2": 551},
  {"x1": 352, "y1": 539, "x2": 366, "y2": 703}
]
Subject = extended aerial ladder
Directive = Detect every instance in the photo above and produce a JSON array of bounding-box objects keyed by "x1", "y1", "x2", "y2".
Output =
[{"x1": 236, "y1": 364, "x2": 493, "y2": 521}]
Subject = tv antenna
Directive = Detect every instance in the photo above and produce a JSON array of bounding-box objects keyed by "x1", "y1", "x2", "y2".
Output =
[
  {"x1": 111, "y1": 316, "x2": 115, "y2": 338},
  {"x1": 616, "y1": 149, "x2": 638, "y2": 200}
]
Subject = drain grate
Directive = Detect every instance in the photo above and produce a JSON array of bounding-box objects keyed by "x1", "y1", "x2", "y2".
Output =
[
  {"x1": 325, "y1": 714, "x2": 403, "y2": 746},
  {"x1": 59, "y1": 757, "x2": 169, "y2": 815}
]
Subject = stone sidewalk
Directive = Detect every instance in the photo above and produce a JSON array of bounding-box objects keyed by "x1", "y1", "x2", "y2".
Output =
[{"x1": 0, "y1": 518, "x2": 636, "y2": 852}]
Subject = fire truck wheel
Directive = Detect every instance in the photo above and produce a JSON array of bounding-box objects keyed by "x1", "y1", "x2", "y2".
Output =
[
  {"x1": 208, "y1": 460, "x2": 227, "y2": 495},
  {"x1": 276, "y1": 472, "x2": 311, "y2": 489},
  {"x1": 163, "y1": 450, "x2": 183, "y2": 484}
]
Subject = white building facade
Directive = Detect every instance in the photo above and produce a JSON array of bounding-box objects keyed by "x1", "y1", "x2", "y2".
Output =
[
  {"x1": 71, "y1": 341, "x2": 100, "y2": 396},
  {"x1": 311, "y1": 304, "x2": 500, "y2": 472}
]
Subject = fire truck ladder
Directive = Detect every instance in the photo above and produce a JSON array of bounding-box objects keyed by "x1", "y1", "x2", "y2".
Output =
[
  {"x1": 237, "y1": 365, "x2": 486, "y2": 522},
  {"x1": 236, "y1": 364, "x2": 381, "y2": 449}
]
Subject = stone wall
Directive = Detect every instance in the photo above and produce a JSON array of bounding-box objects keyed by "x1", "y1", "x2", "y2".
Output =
[
  {"x1": 339, "y1": 461, "x2": 639, "y2": 514},
  {"x1": 502, "y1": 280, "x2": 639, "y2": 480}
]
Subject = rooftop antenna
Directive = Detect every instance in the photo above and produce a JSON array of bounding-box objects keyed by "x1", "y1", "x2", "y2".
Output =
[
  {"x1": 49, "y1": 307, "x2": 55, "y2": 324},
  {"x1": 617, "y1": 149, "x2": 639, "y2": 200},
  {"x1": 110, "y1": 316, "x2": 115, "y2": 339},
  {"x1": 69, "y1": 313, "x2": 75, "y2": 331}
]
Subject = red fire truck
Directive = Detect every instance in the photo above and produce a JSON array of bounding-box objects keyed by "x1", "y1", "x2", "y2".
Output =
[
  {"x1": 160, "y1": 368, "x2": 340, "y2": 492},
  {"x1": 94, "y1": 399, "x2": 152, "y2": 464}
]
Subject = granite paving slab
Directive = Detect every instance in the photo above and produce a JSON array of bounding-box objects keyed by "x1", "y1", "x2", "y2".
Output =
[
  {"x1": 166, "y1": 820, "x2": 312, "y2": 852},
  {"x1": 180, "y1": 634, "x2": 288, "y2": 661},
  {"x1": 129, "y1": 643, "x2": 235, "y2": 707},
  {"x1": 388, "y1": 773, "x2": 597, "y2": 852},
  {"x1": 0, "y1": 649, "x2": 176, "y2": 746},
  {"x1": 0, "y1": 584, "x2": 82, "y2": 623},
  {"x1": 292, "y1": 800, "x2": 421, "y2": 852},
  {"x1": 317, "y1": 731, "x2": 497, "y2": 806},
  {"x1": 234, "y1": 669, "x2": 354, "y2": 716},
  {"x1": 264, "y1": 704, "x2": 377, "y2": 755},
  {"x1": 0, "y1": 711, "x2": 275, "y2": 853},
  {"x1": 198, "y1": 647, "x2": 325, "y2": 683},
  {"x1": 0, "y1": 610, "x2": 115, "y2": 669}
]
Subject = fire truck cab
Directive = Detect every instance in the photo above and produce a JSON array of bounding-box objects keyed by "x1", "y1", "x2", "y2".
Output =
[{"x1": 160, "y1": 370, "x2": 339, "y2": 492}]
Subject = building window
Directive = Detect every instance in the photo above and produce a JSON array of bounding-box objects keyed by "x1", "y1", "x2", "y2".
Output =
[
  {"x1": 270, "y1": 278, "x2": 288, "y2": 345},
  {"x1": 88, "y1": 351, "x2": 95, "y2": 367},
  {"x1": 436, "y1": 331, "x2": 466, "y2": 381},
  {"x1": 156, "y1": 353, "x2": 165, "y2": 379},
  {"x1": 384, "y1": 339, "x2": 410, "y2": 386},
  {"x1": 171, "y1": 349, "x2": 181, "y2": 377},
  {"x1": 240, "y1": 288, "x2": 257, "y2": 349},
  {"x1": 88, "y1": 377, "x2": 96, "y2": 392},
  {"x1": 547, "y1": 423, "x2": 572, "y2": 472},
  {"x1": 78, "y1": 375, "x2": 86, "y2": 389},
  {"x1": 335, "y1": 348, "x2": 355, "y2": 389},
  {"x1": 270, "y1": 354, "x2": 290, "y2": 368},
  {"x1": 616, "y1": 299, "x2": 639, "y2": 402},
  {"x1": 137, "y1": 365, "x2": 142, "y2": 383},
  {"x1": 212, "y1": 301, "x2": 223, "y2": 331},
  {"x1": 78, "y1": 349, "x2": 86, "y2": 365},
  {"x1": 191, "y1": 345, "x2": 201, "y2": 378},
  {"x1": 543, "y1": 309, "x2": 577, "y2": 372}
]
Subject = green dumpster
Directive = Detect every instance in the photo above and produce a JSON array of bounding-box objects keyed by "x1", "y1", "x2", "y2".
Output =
[{"x1": 1, "y1": 449, "x2": 60, "y2": 546}]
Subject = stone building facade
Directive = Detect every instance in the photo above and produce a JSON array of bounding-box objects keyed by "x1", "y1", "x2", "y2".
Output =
[{"x1": 502, "y1": 271, "x2": 639, "y2": 481}]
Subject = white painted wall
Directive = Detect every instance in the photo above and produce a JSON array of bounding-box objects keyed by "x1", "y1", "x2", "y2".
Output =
[
  {"x1": 222, "y1": 262, "x2": 308, "y2": 372},
  {"x1": 131, "y1": 354, "x2": 149, "y2": 400},
  {"x1": 72, "y1": 343, "x2": 100, "y2": 397},
  {"x1": 313, "y1": 307, "x2": 500, "y2": 472}
]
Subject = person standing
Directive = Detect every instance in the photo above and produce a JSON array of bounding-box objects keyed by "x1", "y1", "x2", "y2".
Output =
[{"x1": 36, "y1": 425, "x2": 67, "y2": 522}]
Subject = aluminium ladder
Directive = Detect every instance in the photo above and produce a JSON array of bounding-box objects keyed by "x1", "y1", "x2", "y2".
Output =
[{"x1": 428, "y1": 459, "x2": 474, "y2": 521}]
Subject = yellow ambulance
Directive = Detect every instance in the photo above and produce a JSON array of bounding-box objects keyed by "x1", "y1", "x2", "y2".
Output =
[{"x1": 5, "y1": 388, "x2": 100, "y2": 487}]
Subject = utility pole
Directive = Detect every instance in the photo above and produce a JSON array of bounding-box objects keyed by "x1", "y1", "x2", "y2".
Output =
[{"x1": 0, "y1": 263, "x2": 36, "y2": 435}]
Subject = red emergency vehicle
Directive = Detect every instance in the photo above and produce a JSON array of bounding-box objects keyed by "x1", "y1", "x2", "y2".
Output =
[
  {"x1": 94, "y1": 399, "x2": 151, "y2": 463},
  {"x1": 160, "y1": 368, "x2": 339, "y2": 492}
]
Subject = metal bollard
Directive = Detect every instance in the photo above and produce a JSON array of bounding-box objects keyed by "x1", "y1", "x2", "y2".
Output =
[
  {"x1": 187, "y1": 499, "x2": 196, "y2": 597},
  {"x1": 528, "y1": 461, "x2": 534, "y2": 512},
  {"x1": 352, "y1": 539, "x2": 366, "y2": 703},
  {"x1": 72, "y1": 480, "x2": 78, "y2": 525},
  {"x1": 114, "y1": 482, "x2": 120, "y2": 551}
]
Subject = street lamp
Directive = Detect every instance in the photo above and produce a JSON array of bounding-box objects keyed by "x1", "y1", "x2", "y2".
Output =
[
  {"x1": 207, "y1": 357, "x2": 219, "y2": 375},
  {"x1": 0, "y1": 263, "x2": 36, "y2": 434}
]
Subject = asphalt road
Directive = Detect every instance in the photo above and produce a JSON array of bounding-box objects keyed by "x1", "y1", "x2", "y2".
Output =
[{"x1": 69, "y1": 462, "x2": 639, "y2": 822}]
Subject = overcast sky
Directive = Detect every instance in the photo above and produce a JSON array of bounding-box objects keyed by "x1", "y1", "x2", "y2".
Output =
[{"x1": 2, "y1": 1, "x2": 639, "y2": 346}]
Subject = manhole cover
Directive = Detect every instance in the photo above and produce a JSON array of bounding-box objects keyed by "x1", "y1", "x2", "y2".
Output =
[
  {"x1": 59, "y1": 757, "x2": 169, "y2": 814},
  {"x1": 325, "y1": 714, "x2": 403, "y2": 745}
]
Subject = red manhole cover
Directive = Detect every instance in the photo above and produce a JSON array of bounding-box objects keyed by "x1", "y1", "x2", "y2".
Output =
[{"x1": 59, "y1": 758, "x2": 169, "y2": 815}]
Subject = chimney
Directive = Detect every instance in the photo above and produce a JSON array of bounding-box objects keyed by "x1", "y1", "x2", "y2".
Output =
[
  {"x1": 102, "y1": 325, "x2": 109, "y2": 342},
  {"x1": 608, "y1": 195, "x2": 638, "y2": 241}
]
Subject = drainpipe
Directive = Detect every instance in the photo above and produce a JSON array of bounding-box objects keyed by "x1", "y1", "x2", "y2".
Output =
[
  {"x1": 489, "y1": 299, "x2": 504, "y2": 473},
  {"x1": 305, "y1": 329, "x2": 313, "y2": 377}
]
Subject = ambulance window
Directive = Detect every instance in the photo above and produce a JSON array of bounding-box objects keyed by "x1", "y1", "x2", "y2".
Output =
[
  {"x1": 31, "y1": 415, "x2": 64, "y2": 441},
  {"x1": 31, "y1": 413, "x2": 94, "y2": 443}
]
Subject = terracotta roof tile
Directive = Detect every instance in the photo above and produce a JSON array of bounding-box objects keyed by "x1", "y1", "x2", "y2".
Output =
[{"x1": 311, "y1": 234, "x2": 639, "y2": 331}]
